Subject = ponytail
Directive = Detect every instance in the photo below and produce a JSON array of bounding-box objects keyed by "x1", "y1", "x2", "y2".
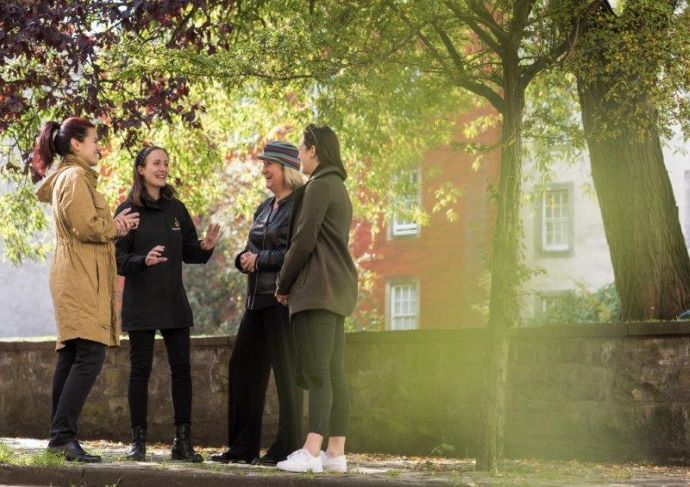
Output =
[{"x1": 31, "y1": 117, "x2": 95, "y2": 180}]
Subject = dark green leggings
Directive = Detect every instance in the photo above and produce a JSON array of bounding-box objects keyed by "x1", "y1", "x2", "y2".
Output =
[{"x1": 292, "y1": 309, "x2": 350, "y2": 437}]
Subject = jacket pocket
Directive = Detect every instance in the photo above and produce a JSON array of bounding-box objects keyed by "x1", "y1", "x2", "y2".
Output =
[{"x1": 92, "y1": 192, "x2": 110, "y2": 220}]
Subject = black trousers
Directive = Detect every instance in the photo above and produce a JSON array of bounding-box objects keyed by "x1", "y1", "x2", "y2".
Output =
[
  {"x1": 49, "y1": 338, "x2": 107, "y2": 447},
  {"x1": 127, "y1": 327, "x2": 192, "y2": 428},
  {"x1": 227, "y1": 304, "x2": 301, "y2": 460},
  {"x1": 292, "y1": 309, "x2": 350, "y2": 437}
]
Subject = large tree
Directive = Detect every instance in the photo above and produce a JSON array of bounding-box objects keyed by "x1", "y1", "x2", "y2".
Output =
[
  {"x1": 572, "y1": 0, "x2": 690, "y2": 320},
  {"x1": 367, "y1": 1, "x2": 579, "y2": 470}
]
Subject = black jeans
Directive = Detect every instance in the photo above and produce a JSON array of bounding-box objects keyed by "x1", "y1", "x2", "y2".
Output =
[
  {"x1": 127, "y1": 327, "x2": 192, "y2": 428},
  {"x1": 49, "y1": 338, "x2": 107, "y2": 447},
  {"x1": 292, "y1": 309, "x2": 350, "y2": 437},
  {"x1": 227, "y1": 305, "x2": 301, "y2": 460}
]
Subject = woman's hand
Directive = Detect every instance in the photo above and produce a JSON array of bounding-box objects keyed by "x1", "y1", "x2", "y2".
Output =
[
  {"x1": 145, "y1": 245, "x2": 168, "y2": 266},
  {"x1": 201, "y1": 223, "x2": 222, "y2": 250},
  {"x1": 275, "y1": 293, "x2": 288, "y2": 306},
  {"x1": 114, "y1": 207, "x2": 140, "y2": 236},
  {"x1": 114, "y1": 218, "x2": 128, "y2": 237},
  {"x1": 240, "y1": 252, "x2": 258, "y2": 272}
]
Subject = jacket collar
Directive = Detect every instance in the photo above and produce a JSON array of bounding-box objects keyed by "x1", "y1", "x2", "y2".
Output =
[
  {"x1": 62, "y1": 154, "x2": 99, "y2": 186},
  {"x1": 309, "y1": 164, "x2": 345, "y2": 182},
  {"x1": 140, "y1": 191, "x2": 171, "y2": 211},
  {"x1": 274, "y1": 191, "x2": 295, "y2": 208}
]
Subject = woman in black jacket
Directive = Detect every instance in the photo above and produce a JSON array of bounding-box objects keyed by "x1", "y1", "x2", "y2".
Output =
[
  {"x1": 211, "y1": 141, "x2": 304, "y2": 466},
  {"x1": 115, "y1": 146, "x2": 221, "y2": 462}
]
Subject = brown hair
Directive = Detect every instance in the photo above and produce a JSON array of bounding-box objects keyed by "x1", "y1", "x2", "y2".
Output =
[
  {"x1": 302, "y1": 123, "x2": 347, "y2": 179},
  {"x1": 31, "y1": 117, "x2": 95, "y2": 180},
  {"x1": 128, "y1": 146, "x2": 176, "y2": 207}
]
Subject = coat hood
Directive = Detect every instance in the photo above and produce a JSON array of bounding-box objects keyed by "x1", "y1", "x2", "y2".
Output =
[
  {"x1": 311, "y1": 163, "x2": 347, "y2": 181},
  {"x1": 36, "y1": 155, "x2": 99, "y2": 204}
]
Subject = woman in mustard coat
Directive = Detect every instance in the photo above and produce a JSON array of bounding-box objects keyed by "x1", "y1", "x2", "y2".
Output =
[{"x1": 33, "y1": 117, "x2": 139, "y2": 462}]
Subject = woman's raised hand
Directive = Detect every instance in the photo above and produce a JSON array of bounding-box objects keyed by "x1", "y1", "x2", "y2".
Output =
[
  {"x1": 145, "y1": 245, "x2": 168, "y2": 266},
  {"x1": 114, "y1": 207, "x2": 140, "y2": 236},
  {"x1": 201, "y1": 223, "x2": 222, "y2": 250}
]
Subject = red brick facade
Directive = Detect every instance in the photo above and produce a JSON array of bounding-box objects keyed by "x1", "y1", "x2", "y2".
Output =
[{"x1": 353, "y1": 108, "x2": 500, "y2": 329}]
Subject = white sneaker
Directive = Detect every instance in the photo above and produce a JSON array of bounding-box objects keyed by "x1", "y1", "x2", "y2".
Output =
[
  {"x1": 320, "y1": 451, "x2": 347, "y2": 473},
  {"x1": 276, "y1": 449, "x2": 323, "y2": 473}
]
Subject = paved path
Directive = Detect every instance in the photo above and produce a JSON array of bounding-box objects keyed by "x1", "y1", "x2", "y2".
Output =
[{"x1": 1, "y1": 438, "x2": 690, "y2": 486}]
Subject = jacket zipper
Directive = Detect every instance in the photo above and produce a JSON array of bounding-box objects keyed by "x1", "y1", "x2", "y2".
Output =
[{"x1": 249, "y1": 203, "x2": 276, "y2": 309}]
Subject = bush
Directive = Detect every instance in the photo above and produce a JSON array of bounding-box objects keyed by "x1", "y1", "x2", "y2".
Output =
[{"x1": 527, "y1": 282, "x2": 619, "y2": 326}]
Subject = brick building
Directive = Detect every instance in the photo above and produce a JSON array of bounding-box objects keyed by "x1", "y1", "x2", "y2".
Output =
[{"x1": 354, "y1": 108, "x2": 501, "y2": 330}]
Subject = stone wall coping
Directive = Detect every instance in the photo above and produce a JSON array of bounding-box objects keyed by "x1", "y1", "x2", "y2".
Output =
[
  {"x1": 0, "y1": 334, "x2": 236, "y2": 351},
  {"x1": 1, "y1": 321, "x2": 690, "y2": 350},
  {"x1": 514, "y1": 321, "x2": 690, "y2": 339},
  {"x1": 345, "y1": 328, "x2": 488, "y2": 343},
  {"x1": 344, "y1": 322, "x2": 690, "y2": 341}
]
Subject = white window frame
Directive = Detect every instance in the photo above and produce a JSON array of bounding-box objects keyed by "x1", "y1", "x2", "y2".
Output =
[
  {"x1": 542, "y1": 188, "x2": 570, "y2": 252},
  {"x1": 390, "y1": 168, "x2": 421, "y2": 238},
  {"x1": 536, "y1": 183, "x2": 574, "y2": 256},
  {"x1": 386, "y1": 278, "x2": 420, "y2": 331}
]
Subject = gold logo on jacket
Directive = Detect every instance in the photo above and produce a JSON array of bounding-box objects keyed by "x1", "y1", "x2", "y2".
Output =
[{"x1": 173, "y1": 217, "x2": 181, "y2": 231}]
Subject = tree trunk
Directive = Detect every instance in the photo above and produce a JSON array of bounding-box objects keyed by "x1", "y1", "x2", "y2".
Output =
[
  {"x1": 576, "y1": 1, "x2": 690, "y2": 320},
  {"x1": 477, "y1": 58, "x2": 525, "y2": 472}
]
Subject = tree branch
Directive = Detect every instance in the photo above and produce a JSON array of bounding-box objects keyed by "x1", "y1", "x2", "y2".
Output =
[
  {"x1": 443, "y1": 0, "x2": 506, "y2": 54},
  {"x1": 385, "y1": 1, "x2": 505, "y2": 112},
  {"x1": 520, "y1": 17, "x2": 581, "y2": 89},
  {"x1": 455, "y1": 0, "x2": 508, "y2": 46},
  {"x1": 511, "y1": 0, "x2": 535, "y2": 41}
]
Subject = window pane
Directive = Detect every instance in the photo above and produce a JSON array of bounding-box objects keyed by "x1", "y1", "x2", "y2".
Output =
[
  {"x1": 392, "y1": 171, "x2": 420, "y2": 236},
  {"x1": 542, "y1": 188, "x2": 570, "y2": 252},
  {"x1": 389, "y1": 282, "x2": 419, "y2": 330}
]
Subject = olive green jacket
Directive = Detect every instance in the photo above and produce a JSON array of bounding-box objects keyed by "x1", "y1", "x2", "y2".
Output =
[{"x1": 277, "y1": 165, "x2": 358, "y2": 317}]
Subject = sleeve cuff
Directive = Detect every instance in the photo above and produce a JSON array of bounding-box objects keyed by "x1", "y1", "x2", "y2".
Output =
[{"x1": 257, "y1": 250, "x2": 271, "y2": 270}]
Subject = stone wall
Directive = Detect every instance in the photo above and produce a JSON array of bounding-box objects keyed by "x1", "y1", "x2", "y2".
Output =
[
  {"x1": 506, "y1": 323, "x2": 690, "y2": 463},
  {"x1": 2, "y1": 323, "x2": 690, "y2": 462},
  {"x1": 0, "y1": 336, "x2": 279, "y2": 447}
]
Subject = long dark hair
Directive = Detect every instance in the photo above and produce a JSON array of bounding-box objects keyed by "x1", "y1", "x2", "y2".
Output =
[
  {"x1": 32, "y1": 117, "x2": 95, "y2": 180},
  {"x1": 128, "y1": 145, "x2": 176, "y2": 207},
  {"x1": 303, "y1": 124, "x2": 347, "y2": 179}
]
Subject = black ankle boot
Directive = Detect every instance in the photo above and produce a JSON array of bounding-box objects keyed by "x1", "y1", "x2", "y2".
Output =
[
  {"x1": 171, "y1": 424, "x2": 203, "y2": 463},
  {"x1": 126, "y1": 425, "x2": 147, "y2": 461}
]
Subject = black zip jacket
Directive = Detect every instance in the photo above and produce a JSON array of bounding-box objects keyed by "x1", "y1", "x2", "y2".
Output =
[
  {"x1": 115, "y1": 195, "x2": 213, "y2": 331},
  {"x1": 235, "y1": 193, "x2": 294, "y2": 309}
]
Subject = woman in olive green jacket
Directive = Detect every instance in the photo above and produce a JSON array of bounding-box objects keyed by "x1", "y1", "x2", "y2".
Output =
[
  {"x1": 276, "y1": 124, "x2": 357, "y2": 474},
  {"x1": 33, "y1": 117, "x2": 139, "y2": 463}
]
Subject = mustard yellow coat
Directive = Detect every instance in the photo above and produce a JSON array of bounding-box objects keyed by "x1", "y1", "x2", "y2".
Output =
[{"x1": 37, "y1": 155, "x2": 121, "y2": 350}]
